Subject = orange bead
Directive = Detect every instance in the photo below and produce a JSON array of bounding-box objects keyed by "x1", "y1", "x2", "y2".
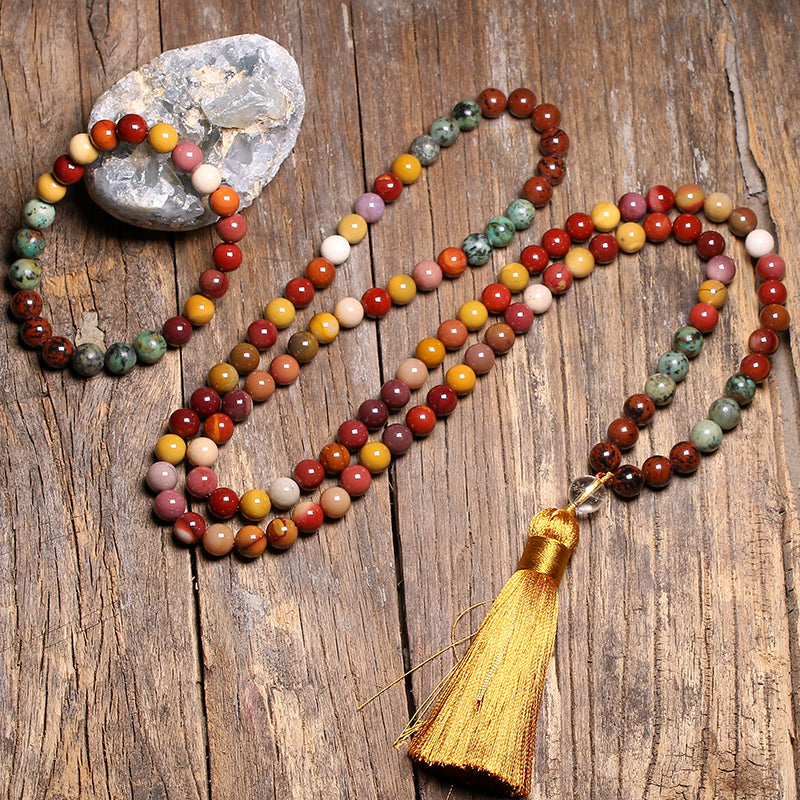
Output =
[
  {"x1": 270, "y1": 354, "x2": 299, "y2": 385},
  {"x1": 184, "y1": 294, "x2": 215, "y2": 326},
  {"x1": 445, "y1": 364, "x2": 477, "y2": 396},
  {"x1": 90, "y1": 119, "x2": 118, "y2": 151},
  {"x1": 235, "y1": 525, "x2": 268, "y2": 558},
  {"x1": 306, "y1": 257, "x2": 336, "y2": 288},
  {"x1": 416, "y1": 337, "x2": 446, "y2": 367},
  {"x1": 209, "y1": 186, "x2": 240, "y2": 217}
]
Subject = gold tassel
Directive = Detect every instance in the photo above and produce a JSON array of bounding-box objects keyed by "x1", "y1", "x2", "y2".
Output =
[{"x1": 401, "y1": 506, "x2": 581, "y2": 797}]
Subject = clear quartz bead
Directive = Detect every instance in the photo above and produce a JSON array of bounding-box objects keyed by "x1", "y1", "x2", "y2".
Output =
[{"x1": 568, "y1": 475, "x2": 607, "y2": 515}]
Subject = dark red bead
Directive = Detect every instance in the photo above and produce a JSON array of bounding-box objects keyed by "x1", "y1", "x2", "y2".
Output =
[
  {"x1": 293, "y1": 459, "x2": 326, "y2": 491},
  {"x1": 204, "y1": 412, "x2": 235, "y2": 444},
  {"x1": 536, "y1": 155, "x2": 566, "y2": 185},
  {"x1": 190, "y1": 386, "x2": 221, "y2": 418},
  {"x1": 740, "y1": 353, "x2": 771, "y2": 383},
  {"x1": 695, "y1": 230, "x2": 726, "y2": 260},
  {"x1": 481, "y1": 283, "x2": 512, "y2": 314},
  {"x1": 337, "y1": 419, "x2": 369, "y2": 450},
  {"x1": 622, "y1": 394, "x2": 656, "y2": 426},
  {"x1": 476, "y1": 88, "x2": 507, "y2": 118},
  {"x1": 52, "y1": 154, "x2": 84, "y2": 185},
  {"x1": 507, "y1": 88, "x2": 536, "y2": 117},
  {"x1": 607, "y1": 417, "x2": 639, "y2": 450},
  {"x1": 427, "y1": 384, "x2": 458, "y2": 416},
  {"x1": 531, "y1": 103, "x2": 561, "y2": 132},
  {"x1": 642, "y1": 212, "x2": 672, "y2": 243},
  {"x1": 169, "y1": 408, "x2": 201, "y2": 438},
  {"x1": 405, "y1": 405, "x2": 437, "y2": 437},
  {"x1": 246, "y1": 319, "x2": 278, "y2": 350},
  {"x1": 539, "y1": 128, "x2": 569, "y2": 156},
  {"x1": 220, "y1": 389, "x2": 252, "y2": 422},
  {"x1": 588, "y1": 233, "x2": 619, "y2": 264},
  {"x1": 361, "y1": 287, "x2": 392, "y2": 319},
  {"x1": 212, "y1": 243, "x2": 242, "y2": 272},
  {"x1": 672, "y1": 213, "x2": 702, "y2": 244},
  {"x1": 382, "y1": 423, "x2": 413, "y2": 455},
  {"x1": 670, "y1": 441, "x2": 701, "y2": 474},
  {"x1": 589, "y1": 442, "x2": 621, "y2": 473},
  {"x1": 758, "y1": 279, "x2": 787, "y2": 307},
  {"x1": 11, "y1": 289, "x2": 42, "y2": 320},
  {"x1": 611, "y1": 464, "x2": 644, "y2": 498},
  {"x1": 688, "y1": 302, "x2": 719, "y2": 333},
  {"x1": 41, "y1": 335, "x2": 73, "y2": 368},
  {"x1": 646, "y1": 185, "x2": 675, "y2": 213},
  {"x1": 285, "y1": 276, "x2": 316, "y2": 308},
  {"x1": 756, "y1": 254, "x2": 786, "y2": 281},
  {"x1": 199, "y1": 268, "x2": 229, "y2": 299},
  {"x1": 748, "y1": 327, "x2": 780, "y2": 355},
  {"x1": 542, "y1": 263, "x2": 573, "y2": 295},
  {"x1": 174, "y1": 512, "x2": 206, "y2": 544},
  {"x1": 520, "y1": 244, "x2": 549, "y2": 274},
  {"x1": 541, "y1": 228, "x2": 571, "y2": 259},
  {"x1": 564, "y1": 212, "x2": 594, "y2": 242},
  {"x1": 207, "y1": 487, "x2": 239, "y2": 519},
  {"x1": 380, "y1": 379, "x2": 411, "y2": 410},
  {"x1": 20, "y1": 317, "x2": 52, "y2": 348},
  {"x1": 503, "y1": 303, "x2": 534, "y2": 333},
  {"x1": 437, "y1": 247, "x2": 468, "y2": 277},
  {"x1": 357, "y1": 399, "x2": 389, "y2": 430},
  {"x1": 116, "y1": 113, "x2": 148, "y2": 144},
  {"x1": 522, "y1": 176, "x2": 553, "y2": 207},
  {"x1": 642, "y1": 455, "x2": 672, "y2": 489},
  {"x1": 373, "y1": 172, "x2": 403, "y2": 203},
  {"x1": 162, "y1": 316, "x2": 193, "y2": 347}
]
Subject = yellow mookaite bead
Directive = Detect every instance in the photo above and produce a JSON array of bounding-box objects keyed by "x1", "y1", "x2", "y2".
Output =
[
  {"x1": 264, "y1": 297, "x2": 296, "y2": 328},
  {"x1": 147, "y1": 123, "x2": 179, "y2": 153},
  {"x1": 391, "y1": 154, "x2": 422, "y2": 184},
  {"x1": 698, "y1": 279, "x2": 727, "y2": 308},
  {"x1": 499, "y1": 262, "x2": 529, "y2": 293},
  {"x1": 359, "y1": 441, "x2": 392, "y2": 474},
  {"x1": 416, "y1": 337, "x2": 446, "y2": 367},
  {"x1": 703, "y1": 192, "x2": 734, "y2": 223},
  {"x1": 308, "y1": 312, "x2": 339, "y2": 343},
  {"x1": 615, "y1": 221, "x2": 646, "y2": 253},
  {"x1": 68, "y1": 133, "x2": 99, "y2": 165},
  {"x1": 564, "y1": 247, "x2": 595, "y2": 278},
  {"x1": 239, "y1": 489, "x2": 271, "y2": 521},
  {"x1": 184, "y1": 294, "x2": 215, "y2": 325},
  {"x1": 207, "y1": 362, "x2": 239, "y2": 394},
  {"x1": 386, "y1": 274, "x2": 417, "y2": 305},
  {"x1": 337, "y1": 213, "x2": 368, "y2": 243},
  {"x1": 591, "y1": 201, "x2": 621, "y2": 232},
  {"x1": 155, "y1": 433, "x2": 187, "y2": 464},
  {"x1": 458, "y1": 300, "x2": 489, "y2": 331},
  {"x1": 445, "y1": 363, "x2": 477, "y2": 395},
  {"x1": 36, "y1": 173, "x2": 67, "y2": 203}
]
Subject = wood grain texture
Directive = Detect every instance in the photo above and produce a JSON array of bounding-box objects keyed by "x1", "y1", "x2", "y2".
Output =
[{"x1": 0, "y1": 1, "x2": 797, "y2": 799}]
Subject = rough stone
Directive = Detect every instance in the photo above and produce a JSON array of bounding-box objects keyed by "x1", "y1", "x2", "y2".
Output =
[{"x1": 85, "y1": 34, "x2": 304, "y2": 231}]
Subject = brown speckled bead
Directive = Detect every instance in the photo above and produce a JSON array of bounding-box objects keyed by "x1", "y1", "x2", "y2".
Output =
[
  {"x1": 484, "y1": 322, "x2": 516, "y2": 354},
  {"x1": 622, "y1": 394, "x2": 656, "y2": 426},
  {"x1": 539, "y1": 128, "x2": 569, "y2": 156},
  {"x1": 728, "y1": 207, "x2": 757, "y2": 237},
  {"x1": 536, "y1": 155, "x2": 566, "y2": 186},
  {"x1": 11, "y1": 289, "x2": 43, "y2": 320},
  {"x1": 20, "y1": 317, "x2": 52, "y2": 348},
  {"x1": 476, "y1": 88, "x2": 507, "y2": 118},
  {"x1": 531, "y1": 103, "x2": 561, "y2": 132},
  {"x1": 589, "y1": 442, "x2": 621, "y2": 473},
  {"x1": 41, "y1": 336, "x2": 74, "y2": 368},
  {"x1": 642, "y1": 455, "x2": 672, "y2": 489},
  {"x1": 522, "y1": 176, "x2": 553, "y2": 207},
  {"x1": 235, "y1": 525, "x2": 268, "y2": 558},
  {"x1": 607, "y1": 418, "x2": 639, "y2": 450},
  {"x1": 611, "y1": 464, "x2": 644, "y2": 498},
  {"x1": 507, "y1": 88, "x2": 536, "y2": 118},
  {"x1": 266, "y1": 517, "x2": 299, "y2": 550},
  {"x1": 669, "y1": 441, "x2": 701, "y2": 474}
]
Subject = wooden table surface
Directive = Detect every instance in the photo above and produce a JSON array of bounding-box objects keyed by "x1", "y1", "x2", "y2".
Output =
[{"x1": 2, "y1": 1, "x2": 798, "y2": 798}]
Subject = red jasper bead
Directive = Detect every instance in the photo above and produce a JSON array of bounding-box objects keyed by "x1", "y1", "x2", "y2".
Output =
[
  {"x1": 541, "y1": 228, "x2": 571, "y2": 259},
  {"x1": 536, "y1": 155, "x2": 566, "y2": 185},
  {"x1": 41, "y1": 336, "x2": 73, "y2": 368},
  {"x1": 116, "y1": 113, "x2": 148, "y2": 144},
  {"x1": 589, "y1": 441, "x2": 622, "y2": 472},
  {"x1": 162, "y1": 316, "x2": 193, "y2": 347},
  {"x1": 220, "y1": 389, "x2": 252, "y2": 422},
  {"x1": 646, "y1": 185, "x2": 675, "y2": 213},
  {"x1": 507, "y1": 88, "x2": 536, "y2": 118},
  {"x1": 520, "y1": 244, "x2": 549, "y2": 274},
  {"x1": 337, "y1": 419, "x2": 369, "y2": 450},
  {"x1": 373, "y1": 172, "x2": 403, "y2": 203},
  {"x1": 642, "y1": 212, "x2": 672, "y2": 243},
  {"x1": 405, "y1": 404, "x2": 437, "y2": 437},
  {"x1": 305, "y1": 257, "x2": 336, "y2": 288},
  {"x1": 756, "y1": 253, "x2": 786, "y2": 281},
  {"x1": 285, "y1": 277, "x2": 315, "y2": 308},
  {"x1": 522, "y1": 176, "x2": 553, "y2": 207},
  {"x1": 247, "y1": 319, "x2": 278, "y2": 350},
  {"x1": 758, "y1": 279, "x2": 787, "y2": 306},
  {"x1": 748, "y1": 327, "x2": 780, "y2": 355},
  {"x1": 740, "y1": 353, "x2": 771, "y2": 383},
  {"x1": 90, "y1": 119, "x2": 118, "y2": 151},
  {"x1": 293, "y1": 459, "x2": 326, "y2": 490},
  {"x1": 531, "y1": 103, "x2": 561, "y2": 132},
  {"x1": 622, "y1": 394, "x2": 656, "y2": 426},
  {"x1": 760, "y1": 304, "x2": 790, "y2": 332},
  {"x1": 53, "y1": 154, "x2": 84, "y2": 185},
  {"x1": 361, "y1": 287, "x2": 392, "y2": 319},
  {"x1": 204, "y1": 412, "x2": 235, "y2": 444},
  {"x1": 427, "y1": 384, "x2": 458, "y2": 416},
  {"x1": 169, "y1": 408, "x2": 201, "y2": 438},
  {"x1": 207, "y1": 487, "x2": 239, "y2": 519},
  {"x1": 190, "y1": 386, "x2": 222, "y2": 418},
  {"x1": 481, "y1": 283, "x2": 512, "y2": 314},
  {"x1": 670, "y1": 441, "x2": 701, "y2": 474},
  {"x1": 695, "y1": 231, "x2": 726, "y2": 260},
  {"x1": 216, "y1": 213, "x2": 247, "y2": 243},
  {"x1": 339, "y1": 465, "x2": 372, "y2": 497},
  {"x1": 11, "y1": 289, "x2": 43, "y2": 320},
  {"x1": 503, "y1": 303, "x2": 534, "y2": 333},
  {"x1": 476, "y1": 88, "x2": 507, "y2": 118},
  {"x1": 607, "y1": 417, "x2": 639, "y2": 450},
  {"x1": 199, "y1": 268, "x2": 229, "y2": 299},
  {"x1": 642, "y1": 455, "x2": 672, "y2": 489},
  {"x1": 542, "y1": 263, "x2": 573, "y2": 295},
  {"x1": 212, "y1": 243, "x2": 242, "y2": 272},
  {"x1": 588, "y1": 233, "x2": 619, "y2": 264},
  {"x1": 438, "y1": 247, "x2": 468, "y2": 277},
  {"x1": 20, "y1": 317, "x2": 52, "y2": 348},
  {"x1": 539, "y1": 128, "x2": 569, "y2": 156},
  {"x1": 319, "y1": 443, "x2": 351, "y2": 474},
  {"x1": 564, "y1": 212, "x2": 594, "y2": 242},
  {"x1": 688, "y1": 302, "x2": 719, "y2": 333},
  {"x1": 672, "y1": 213, "x2": 703, "y2": 244}
]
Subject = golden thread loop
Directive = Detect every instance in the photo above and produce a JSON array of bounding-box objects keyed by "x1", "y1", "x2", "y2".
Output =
[{"x1": 516, "y1": 536, "x2": 571, "y2": 582}]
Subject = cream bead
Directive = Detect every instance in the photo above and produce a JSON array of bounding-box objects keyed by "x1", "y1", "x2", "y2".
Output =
[
  {"x1": 334, "y1": 297, "x2": 364, "y2": 328},
  {"x1": 396, "y1": 357, "x2": 428, "y2": 389},
  {"x1": 564, "y1": 247, "x2": 595, "y2": 279},
  {"x1": 191, "y1": 163, "x2": 222, "y2": 194},
  {"x1": 186, "y1": 436, "x2": 219, "y2": 467},
  {"x1": 319, "y1": 234, "x2": 351, "y2": 265},
  {"x1": 703, "y1": 191, "x2": 733, "y2": 223},
  {"x1": 268, "y1": 476, "x2": 301, "y2": 509},
  {"x1": 745, "y1": 228, "x2": 775, "y2": 258},
  {"x1": 68, "y1": 133, "x2": 99, "y2": 165},
  {"x1": 523, "y1": 283, "x2": 553, "y2": 315}
]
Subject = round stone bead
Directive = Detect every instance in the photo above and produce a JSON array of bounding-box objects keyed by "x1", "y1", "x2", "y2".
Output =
[
  {"x1": 745, "y1": 229, "x2": 775, "y2": 258},
  {"x1": 190, "y1": 387, "x2": 222, "y2": 418},
  {"x1": 675, "y1": 183, "x2": 704, "y2": 213},
  {"x1": 484, "y1": 322, "x2": 516, "y2": 354},
  {"x1": 465, "y1": 343, "x2": 495, "y2": 375},
  {"x1": 339, "y1": 465, "x2": 372, "y2": 497},
  {"x1": 173, "y1": 513, "x2": 205, "y2": 545},
  {"x1": 610, "y1": 465, "x2": 644, "y2": 499},
  {"x1": 203, "y1": 412, "x2": 234, "y2": 445},
  {"x1": 239, "y1": 489, "x2": 271, "y2": 520},
  {"x1": 320, "y1": 487, "x2": 351, "y2": 519},
  {"x1": 429, "y1": 116, "x2": 460, "y2": 146},
  {"x1": 760, "y1": 304, "x2": 790, "y2": 332},
  {"x1": 235, "y1": 525, "x2": 268, "y2": 558},
  {"x1": 358, "y1": 399, "x2": 389, "y2": 430},
  {"x1": 445, "y1": 364, "x2": 477, "y2": 396},
  {"x1": 672, "y1": 213, "x2": 702, "y2": 243},
  {"x1": 154, "y1": 434, "x2": 186, "y2": 465},
  {"x1": 171, "y1": 141, "x2": 203, "y2": 172},
  {"x1": 105, "y1": 342, "x2": 137, "y2": 375},
  {"x1": 643, "y1": 212, "x2": 672, "y2": 242},
  {"x1": 539, "y1": 128, "x2": 569, "y2": 156},
  {"x1": 758, "y1": 279, "x2": 787, "y2": 306},
  {"x1": 618, "y1": 192, "x2": 648, "y2": 221},
  {"x1": 116, "y1": 113, "x2": 148, "y2": 144},
  {"x1": 706, "y1": 255, "x2": 736, "y2": 285},
  {"x1": 644, "y1": 372, "x2": 677, "y2": 406},
  {"x1": 391, "y1": 154, "x2": 422, "y2": 183},
  {"x1": 183, "y1": 295, "x2": 215, "y2": 326},
  {"x1": 208, "y1": 362, "x2": 239, "y2": 394},
  {"x1": 531, "y1": 103, "x2": 561, "y2": 132},
  {"x1": 522, "y1": 176, "x2": 553, "y2": 207},
  {"x1": 269, "y1": 355, "x2": 300, "y2": 385},
  {"x1": 203, "y1": 524, "x2": 235, "y2": 556},
  {"x1": 670, "y1": 441, "x2": 702, "y2": 474},
  {"x1": 382, "y1": 423, "x2": 414, "y2": 455},
  {"x1": 412, "y1": 261, "x2": 443, "y2": 291},
  {"x1": 359, "y1": 442, "x2": 392, "y2": 473},
  {"x1": 504, "y1": 303, "x2": 534, "y2": 333},
  {"x1": 485, "y1": 216, "x2": 515, "y2": 248},
  {"x1": 695, "y1": 231, "x2": 726, "y2": 260},
  {"x1": 698, "y1": 279, "x2": 727, "y2": 309},
  {"x1": 13, "y1": 228, "x2": 46, "y2": 259},
  {"x1": 266, "y1": 518, "x2": 299, "y2": 550},
  {"x1": 756, "y1": 254, "x2": 786, "y2": 281},
  {"x1": 646, "y1": 185, "x2": 676, "y2": 213},
  {"x1": 90, "y1": 117, "x2": 118, "y2": 148},
  {"x1": 199, "y1": 269, "x2": 229, "y2": 298},
  {"x1": 333, "y1": 297, "x2": 364, "y2": 328},
  {"x1": 690, "y1": 419, "x2": 723, "y2": 453},
  {"x1": 542, "y1": 263, "x2": 573, "y2": 295},
  {"x1": 622, "y1": 394, "x2": 656, "y2": 426},
  {"x1": 264, "y1": 297, "x2": 296, "y2": 329},
  {"x1": 523, "y1": 284, "x2": 553, "y2": 315},
  {"x1": 268, "y1": 477, "x2": 301, "y2": 509},
  {"x1": 386, "y1": 274, "x2": 417, "y2": 305},
  {"x1": 361, "y1": 288, "x2": 392, "y2": 319},
  {"x1": 71, "y1": 342, "x2": 105, "y2": 376},
  {"x1": 748, "y1": 328, "x2": 780, "y2": 355},
  {"x1": 588, "y1": 233, "x2": 619, "y2": 264},
  {"x1": 293, "y1": 459, "x2": 326, "y2": 490},
  {"x1": 52, "y1": 154, "x2": 84, "y2": 185},
  {"x1": 244, "y1": 370, "x2": 275, "y2": 402},
  {"x1": 688, "y1": 303, "x2": 719, "y2": 333},
  {"x1": 337, "y1": 420, "x2": 369, "y2": 450},
  {"x1": 162, "y1": 316, "x2": 193, "y2": 347},
  {"x1": 615, "y1": 222, "x2": 646, "y2": 253},
  {"x1": 373, "y1": 173, "x2": 403, "y2": 202},
  {"x1": 438, "y1": 246, "x2": 469, "y2": 278},
  {"x1": 507, "y1": 88, "x2": 536, "y2": 117},
  {"x1": 11, "y1": 289, "x2": 43, "y2": 320},
  {"x1": 169, "y1": 408, "x2": 200, "y2": 438},
  {"x1": 41, "y1": 336, "x2": 74, "y2": 369},
  {"x1": 186, "y1": 436, "x2": 219, "y2": 467},
  {"x1": 538, "y1": 156, "x2": 567, "y2": 188},
  {"x1": 9, "y1": 258, "x2": 41, "y2": 290},
  {"x1": 498, "y1": 263, "x2": 529, "y2": 292},
  {"x1": 477, "y1": 88, "x2": 507, "y2": 117},
  {"x1": 672, "y1": 326, "x2": 704, "y2": 358},
  {"x1": 452, "y1": 99, "x2": 481, "y2": 130},
  {"x1": 229, "y1": 342, "x2": 261, "y2": 374},
  {"x1": 338, "y1": 213, "x2": 368, "y2": 243},
  {"x1": 506, "y1": 199, "x2": 536, "y2": 230},
  {"x1": 564, "y1": 247, "x2": 595, "y2": 279},
  {"x1": 589, "y1": 441, "x2": 622, "y2": 472},
  {"x1": 213, "y1": 243, "x2": 242, "y2": 272},
  {"x1": 591, "y1": 202, "x2": 621, "y2": 232},
  {"x1": 461, "y1": 233, "x2": 492, "y2": 266},
  {"x1": 541, "y1": 228, "x2": 571, "y2": 259},
  {"x1": 728, "y1": 206, "x2": 758, "y2": 236},
  {"x1": 191, "y1": 163, "x2": 222, "y2": 194},
  {"x1": 20, "y1": 317, "x2": 52, "y2": 348},
  {"x1": 481, "y1": 283, "x2": 512, "y2": 314},
  {"x1": 23, "y1": 199, "x2": 56, "y2": 230},
  {"x1": 185, "y1": 466, "x2": 218, "y2": 498},
  {"x1": 36, "y1": 173, "x2": 66, "y2": 203},
  {"x1": 397, "y1": 357, "x2": 428, "y2": 388},
  {"x1": 380, "y1": 379, "x2": 411, "y2": 409},
  {"x1": 133, "y1": 330, "x2": 167, "y2": 364},
  {"x1": 68, "y1": 133, "x2": 99, "y2": 165},
  {"x1": 154, "y1": 490, "x2": 186, "y2": 522},
  {"x1": 437, "y1": 319, "x2": 469, "y2": 350},
  {"x1": 410, "y1": 134, "x2": 440, "y2": 166},
  {"x1": 406, "y1": 405, "x2": 437, "y2": 437},
  {"x1": 657, "y1": 350, "x2": 690, "y2": 382},
  {"x1": 709, "y1": 396, "x2": 741, "y2": 430},
  {"x1": 607, "y1": 417, "x2": 638, "y2": 450},
  {"x1": 209, "y1": 186, "x2": 239, "y2": 217},
  {"x1": 292, "y1": 501, "x2": 325, "y2": 532},
  {"x1": 703, "y1": 192, "x2": 734, "y2": 222},
  {"x1": 221, "y1": 389, "x2": 253, "y2": 422},
  {"x1": 146, "y1": 461, "x2": 179, "y2": 492},
  {"x1": 354, "y1": 192, "x2": 385, "y2": 223},
  {"x1": 740, "y1": 353, "x2": 771, "y2": 383},
  {"x1": 642, "y1": 456, "x2": 672, "y2": 489},
  {"x1": 427, "y1": 385, "x2": 458, "y2": 416},
  {"x1": 319, "y1": 234, "x2": 351, "y2": 265},
  {"x1": 458, "y1": 300, "x2": 489, "y2": 331},
  {"x1": 287, "y1": 331, "x2": 319, "y2": 363}
]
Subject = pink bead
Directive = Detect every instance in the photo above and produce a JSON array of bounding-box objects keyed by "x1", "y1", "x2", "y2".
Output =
[
  {"x1": 339, "y1": 464, "x2": 372, "y2": 497},
  {"x1": 186, "y1": 466, "x2": 218, "y2": 498},
  {"x1": 617, "y1": 192, "x2": 648, "y2": 221},
  {"x1": 412, "y1": 260, "x2": 443, "y2": 291},
  {"x1": 154, "y1": 490, "x2": 186, "y2": 522},
  {"x1": 216, "y1": 213, "x2": 247, "y2": 243},
  {"x1": 354, "y1": 192, "x2": 385, "y2": 223},
  {"x1": 146, "y1": 461, "x2": 178, "y2": 492},
  {"x1": 756, "y1": 253, "x2": 786, "y2": 281},
  {"x1": 171, "y1": 141, "x2": 203, "y2": 172},
  {"x1": 705, "y1": 254, "x2": 736, "y2": 284}
]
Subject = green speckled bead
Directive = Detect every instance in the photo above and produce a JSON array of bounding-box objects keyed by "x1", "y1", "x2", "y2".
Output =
[
  {"x1": 644, "y1": 372, "x2": 677, "y2": 406},
  {"x1": 672, "y1": 325, "x2": 704, "y2": 358},
  {"x1": 104, "y1": 342, "x2": 137, "y2": 375},
  {"x1": 690, "y1": 419, "x2": 723, "y2": 453},
  {"x1": 725, "y1": 373, "x2": 757, "y2": 405},
  {"x1": 708, "y1": 396, "x2": 741, "y2": 430},
  {"x1": 452, "y1": 99, "x2": 481, "y2": 131},
  {"x1": 9, "y1": 258, "x2": 42, "y2": 290},
  {"x1": 133, "y1": 330, "x2": 168, "y2": 364},
  {"x1": 23, "y1": 199, "x2": 56, "y2": 230},
  {"x1": 409, "y1": 134, "x2": 440, "y2": 166},
  {"x1": 461, "y1": 233, "x2": 492, "y2": 266},
  {"x1": 429, "y1": 116, "x2": 460, "y2": 147},
  {"x1": 71, "y1": 342, "x2": 105, "y2": 377},
  {"x1": 505, "y1": 198, "x2": 536, "y2": 230},
  {"x1": 13, "y1": 228, "x2": 46, "y2": 259},
  {"x1": 657, "y1": 350, "x2": 690, "y2": 382},
  {"x1": 485, "y1": 216, "x2": 515, "y2": 248}
]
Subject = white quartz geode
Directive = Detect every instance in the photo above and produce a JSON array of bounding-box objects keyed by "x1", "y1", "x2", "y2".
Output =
[{"x1": 85, "y1": 34, "x2": 304, "y2": 231}]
